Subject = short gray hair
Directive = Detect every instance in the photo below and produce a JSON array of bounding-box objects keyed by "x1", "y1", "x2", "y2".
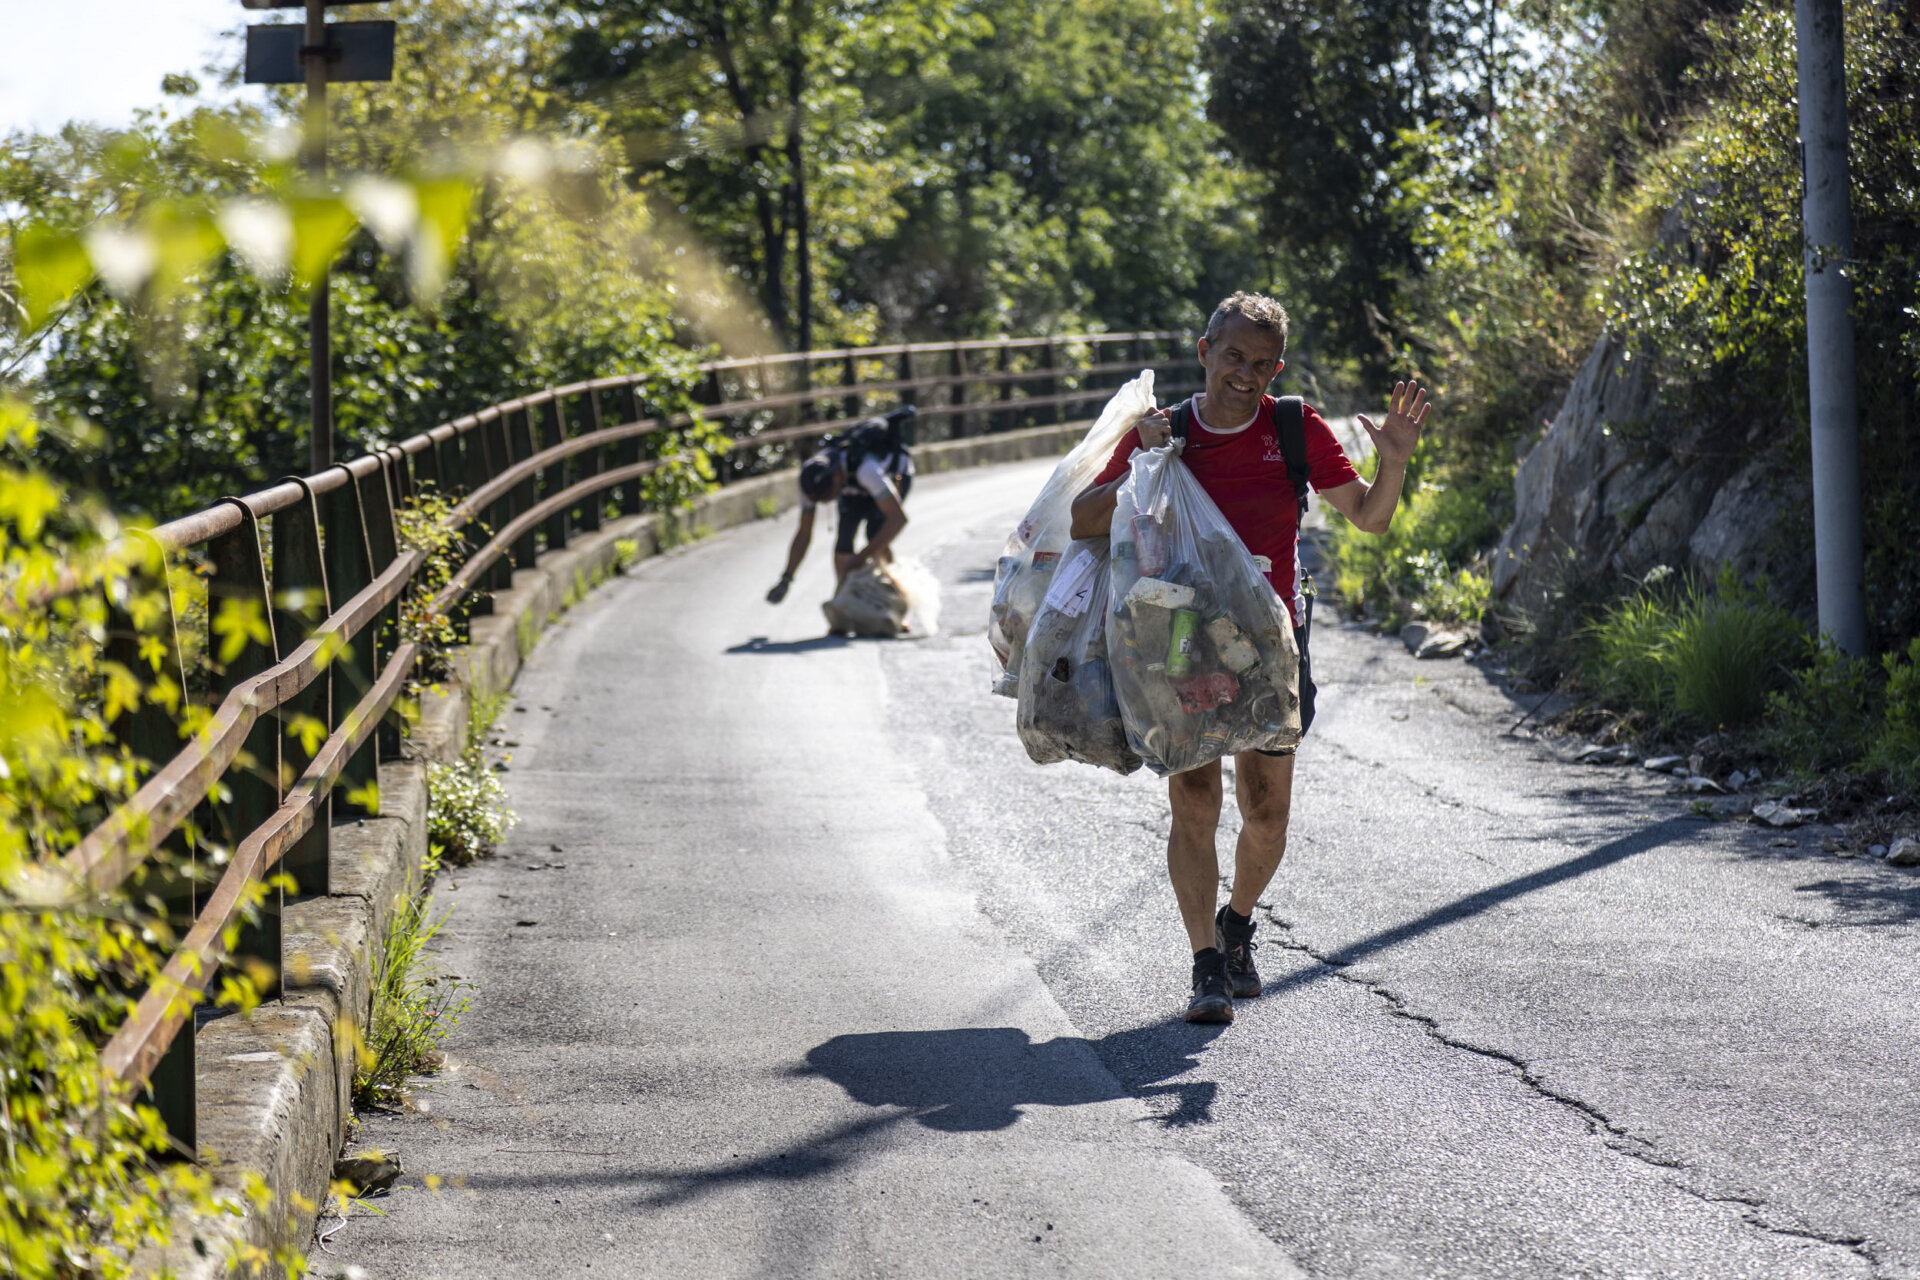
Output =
[{"x1": 1203, "y1": 292, "x2": 1290, "y2": 355}]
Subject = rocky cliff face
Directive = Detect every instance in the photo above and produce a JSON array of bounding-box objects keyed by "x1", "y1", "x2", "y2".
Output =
[{"x1": 1492, "y1": 331, "x2": 1812, "y2": 618}]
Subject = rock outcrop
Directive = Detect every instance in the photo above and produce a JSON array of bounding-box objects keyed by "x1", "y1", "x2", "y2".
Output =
[{"x1": 1491, "y1": 331, "x2": 1811, "y2": 617}]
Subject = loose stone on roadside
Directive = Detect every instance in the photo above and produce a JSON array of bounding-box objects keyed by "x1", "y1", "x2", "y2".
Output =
[
  {"x1": 1399, "y1": 620, "x2": 1474, "y2": 659},
  {"x1": 1751, "y1": 800, "x2": 1819, "y2": 828},
  {"x1": 333, "y1": 1151, "x2": 404, "y2": 1197},
  {"x1": 1888, "y1": 837, "x2": 1920, "y2": 867}
]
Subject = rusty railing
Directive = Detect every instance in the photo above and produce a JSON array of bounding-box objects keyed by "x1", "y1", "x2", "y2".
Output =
[{"x1": 53, "y1": 330, "x2": 1203, "y2": 1147}]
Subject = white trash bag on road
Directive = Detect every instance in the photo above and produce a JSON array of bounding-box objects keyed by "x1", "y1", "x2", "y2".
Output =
[
  {"x1": 988, "y1": 370, "x2": 1158, "y2": 696},
  {"x1": 822, "y1": 558, "x2": 941, "y2": 638},
  {"x1": 1106, "y1": 444, "x2": 1302, "y2": 775},
  {"x1": 1015, "y1": 540, "x2": 1141, "y2": 775},
  {"x1": 823, "y1": 564, "x2": 909, "y2": 636}
]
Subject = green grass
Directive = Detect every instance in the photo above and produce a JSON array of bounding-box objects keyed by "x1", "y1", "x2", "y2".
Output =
[{"x1": 1578, "y1": 568, "x2": 1800, "y2": 733}]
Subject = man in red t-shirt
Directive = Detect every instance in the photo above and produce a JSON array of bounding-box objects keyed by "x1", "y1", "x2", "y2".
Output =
[{"x1": 1069, "y1": 291, "x2": 1431, "y2": 1025}]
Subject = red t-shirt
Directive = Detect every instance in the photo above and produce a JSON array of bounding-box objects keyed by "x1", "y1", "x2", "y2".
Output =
[{"x1": 1094, "y1": 395, "x2": 1360, "y2": 626}]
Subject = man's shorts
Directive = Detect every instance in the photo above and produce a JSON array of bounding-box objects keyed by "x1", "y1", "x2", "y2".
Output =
[
  {"x1": 833, "y1": 473, "x2": 913, "y2": 556},
  {"x1": 1254, "y1": 621, "x2": 1317, "y2": 758}
]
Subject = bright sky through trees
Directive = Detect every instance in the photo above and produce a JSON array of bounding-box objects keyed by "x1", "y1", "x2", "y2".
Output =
[{"x1": 0, "y1": 0, "x2": 237, "y2": 136}]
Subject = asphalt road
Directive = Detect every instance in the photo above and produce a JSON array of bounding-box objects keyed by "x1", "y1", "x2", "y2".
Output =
[{"x1": 326, "y1": 457, "x2": 1920, "y2": 1280}]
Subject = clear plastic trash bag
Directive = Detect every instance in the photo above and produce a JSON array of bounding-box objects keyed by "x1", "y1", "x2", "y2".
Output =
[
  {"x1": 823, "y1": 563, "x2": 910, "y2": 637},
  {"x1": 1106, "y1": 443, "x2": 1302, "y2": 775},
  {"x1": 988, "y1": 370, "x2": 1159, "y2": 696},
  {"x1": 1015, "y1": 540, "x2": 1142, "y2": 775}
]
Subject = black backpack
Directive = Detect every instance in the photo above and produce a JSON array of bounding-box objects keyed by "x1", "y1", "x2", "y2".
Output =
[
  {"x1": 831, "y1": 406, "x2": 914, "y2": 477},
  {"x1": 1167, "y1": 395, "x2": 1309, "y2": 520}
]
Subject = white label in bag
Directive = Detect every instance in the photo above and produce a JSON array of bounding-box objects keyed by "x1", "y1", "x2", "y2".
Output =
[{"x1": 1042, "y1": 545, "x2": 1102, "y2": 617}]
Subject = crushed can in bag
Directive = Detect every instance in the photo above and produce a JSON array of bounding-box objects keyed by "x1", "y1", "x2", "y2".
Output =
[
  {"x1": 1105, "y1": 442, "x2": 1303, "y2": 776},
  {"x1": 988, "y1": 371, "x2": 1160, "y2": 697}
]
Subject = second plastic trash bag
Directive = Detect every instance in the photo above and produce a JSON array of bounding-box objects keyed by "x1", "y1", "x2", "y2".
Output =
[
  {"x1": 1015, "y1": 540, "x2": 1141, "y2": 775},
  {"x1": 988, "y1": 370, "x2": 1158, "y2": 697},
  {"x1": 1107, "y1": 442, "x2": 1302, "y2": 775}
]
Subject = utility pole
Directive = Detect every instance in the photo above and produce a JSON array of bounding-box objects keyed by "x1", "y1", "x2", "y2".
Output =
[
  {"x1": 304, "y1": 0, "x2": 333, "y2": 475},
  {"x1": 1795, "y1": 0, "x2": 1868, "y2": 655}
]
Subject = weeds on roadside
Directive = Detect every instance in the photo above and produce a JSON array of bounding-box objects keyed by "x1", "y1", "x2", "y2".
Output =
[
  {"x1": 1328, "y1": 453, "x2": 1501, "y2": 628},
  {"x1": 1765, "y1": 636, "x2": 1920, "y2": 792},
  {"x1": 395, "y1": 486, "x2": 482, "y2": 685},
  {"x1": 1577, "y1": 566, "x2": 1799, "y2": 733},
  {"x1": 426, "y1": 691, "x2": 516, "y2": 867},
  {"x1": 351, "y1": 872, "x2": 470, "y2": 1111}
]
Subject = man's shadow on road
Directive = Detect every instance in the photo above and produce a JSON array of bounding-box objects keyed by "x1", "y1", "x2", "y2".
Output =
[
  {"x1": 443, "y1": 1021, "x2": 1225, "y2": 1211},
  {"x1": 798, "y1": 1021, "x2": 1225, "y2": 1133}
]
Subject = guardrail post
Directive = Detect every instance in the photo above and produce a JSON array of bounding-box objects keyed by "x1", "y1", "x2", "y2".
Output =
[
  {"x1": 948, "y1": 345, "x2": 967, "y2": 440},
  {"x1": 579, "y1": 391, "x2": 604, "y2": 533},
  {"x1": 389, "y1": 444, "x2": 416, "y2": 506},
  {"x1": 1043, "y1": 339, "x2": 1060, "y2": 424},
  {"x1": 996, "y1": 340, "x2": 1014, "y2": 431},
  {"x1": 487, "y1": 411, "x2": 517, "y2": 591},
  {"x1": 421, "y1": 431, "x2": 446, "y2": 492},
  {"x1": 842, "y1": 354, "x2": 860, "y2": 420},
  {"x1": 358, "y1": 463, "x2": 404, "y2": 763},
  {"x1": 618, "y1": 382, "x2": 644, "y2": 515},
  {"x1": 541, "y1": 395, "x2": 570, "y2": 553},
  {"x1": 272, "y1": 480, "x2": 332, "y2": 896},
  {"x1": 510, "y1": 406, "x2": 539, "y2": 569},
  {"x1": 458, "y1": 422, "x2": 493, "y2": 620},
  {"x1": 104, "y1": 537, "x2": 197, "y2": 1151},
  {"x1": 897, "y1": 350, "x2": 915, "y2": 413},
  {"x1": 797, "y1": 356, "x2": 817, "y2": 424},
  {"x1": 205, "y1": 503, "x2": 284, "y2": 1004},
  {"x1": 320, "y1": 470, "x2": 380, "y2": 817}
]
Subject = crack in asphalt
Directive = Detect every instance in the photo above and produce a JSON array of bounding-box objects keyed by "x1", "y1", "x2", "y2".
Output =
[{"x1": 1256, "y1": 917, "x2": 1884, "y2": 1276}]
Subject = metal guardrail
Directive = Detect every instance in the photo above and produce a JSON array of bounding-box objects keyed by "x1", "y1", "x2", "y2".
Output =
[{"x1": 54, "y1": 330, "x2": 1203, "y2": 1149}]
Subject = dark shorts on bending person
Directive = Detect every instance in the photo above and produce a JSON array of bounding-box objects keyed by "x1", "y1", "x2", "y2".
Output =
[
  {"x1": 833, "y1": 472, "x2": 913, "y2": 556},
  {"x1": 1255, "y1": 618, "x2": 1317, "y2": 758}
]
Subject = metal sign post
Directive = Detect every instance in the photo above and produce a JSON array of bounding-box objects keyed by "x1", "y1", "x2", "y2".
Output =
[{"x1": 243, "y1": 0, "x2": 396, "y2": 476}]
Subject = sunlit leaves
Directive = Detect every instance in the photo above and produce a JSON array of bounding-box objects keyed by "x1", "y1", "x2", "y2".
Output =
[
  {"x1": 12, "y1": 225, "x2": 94, "y2": 330},
  {"x1": 10, "y1": 178, "x2": 478, "y2": 338}
]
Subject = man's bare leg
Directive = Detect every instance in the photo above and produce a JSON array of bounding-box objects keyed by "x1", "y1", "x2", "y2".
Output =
[
  {"x1": 1168, "y1": 762, "x2": 1226, "y2": 953},
  {"x1": 1227, "y1": 750, "x2": 1296, "y2": 916}
]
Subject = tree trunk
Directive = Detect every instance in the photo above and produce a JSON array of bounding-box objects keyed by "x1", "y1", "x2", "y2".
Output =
[{"x1": 784, "y1": 46, "x2": 812, "y2": 353}]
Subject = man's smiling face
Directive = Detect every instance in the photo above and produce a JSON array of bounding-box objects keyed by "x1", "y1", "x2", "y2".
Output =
[{"x1": 1197, "y1": 315, "x2": 1285, "y2": 425}]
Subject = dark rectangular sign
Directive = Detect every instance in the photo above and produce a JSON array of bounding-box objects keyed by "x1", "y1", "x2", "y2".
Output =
[{"x1": 244, "y1": 22, "x2": 396, "y2": 84}]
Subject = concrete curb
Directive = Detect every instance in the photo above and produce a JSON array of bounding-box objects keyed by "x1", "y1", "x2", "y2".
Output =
[{"x1": 154, "y1": 418, "x2": 1089, "y2": 1277}]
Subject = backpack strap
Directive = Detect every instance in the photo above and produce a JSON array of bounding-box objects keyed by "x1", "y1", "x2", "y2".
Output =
[
  {"x1": 1169, "y1": 399, "x2": 1195, "y2": 445},
  {"x1": 1274, "y1": 394, "x2": 1310, "y2": 520}
]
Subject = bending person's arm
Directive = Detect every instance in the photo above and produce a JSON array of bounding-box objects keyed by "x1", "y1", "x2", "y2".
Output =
[
  {"x1": 853, "y1": 491, "x2": 908, "y2": 567},
  {"x1": 768, "y1": 505, "x2": 816, "y2": 602}
]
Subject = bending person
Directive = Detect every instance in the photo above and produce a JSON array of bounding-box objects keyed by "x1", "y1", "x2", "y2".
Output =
[{"x1": 767, "y1": 406, "x2": 914, "y2": 603}]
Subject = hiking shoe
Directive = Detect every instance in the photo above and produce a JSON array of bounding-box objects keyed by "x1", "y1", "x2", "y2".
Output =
[
  {"x1": 1185, "y1": 948, "x2": 1235, "y2": 1024},
  {"x1": 1215, "y1": 905, "x2": 1263, "y2": 998}
]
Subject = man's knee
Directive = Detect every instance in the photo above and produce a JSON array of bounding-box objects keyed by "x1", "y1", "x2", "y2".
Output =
[
  {"x1": 1235, "y1": 755, "x2": 1295, "y2": 833},
  {"x1": 1169, "y1": 765, "x2": 1223, "y2": 825}
]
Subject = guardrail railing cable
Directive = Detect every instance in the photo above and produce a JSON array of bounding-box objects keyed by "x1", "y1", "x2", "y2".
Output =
[{"x1": 53, "y1": 331, "x2": 1202, "y2": 1148}]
